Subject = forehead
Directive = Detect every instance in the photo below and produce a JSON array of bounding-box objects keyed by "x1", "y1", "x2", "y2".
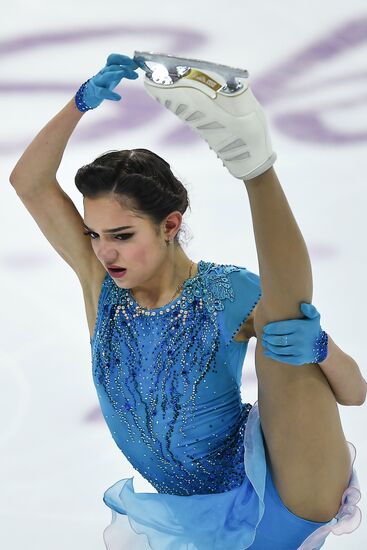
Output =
[
  {"x1": 83, "y1": 196, "x2": 134, "y2": 219},
  {"x1": 83, "y1": 196, "x2": 146, "y2": 231}
]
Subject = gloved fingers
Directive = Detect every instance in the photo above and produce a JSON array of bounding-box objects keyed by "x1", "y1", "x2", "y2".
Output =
[
  {"x1": 96, "y1": 69, "x2": 137, "y2": 86},
  {"x1": 263, "y1": 321, "x2": 295, "y2": 335},
  {"x1": 106, "y1": 53, "x2": 139, "y2": 69},
  {"x1": 101, "y1": 69, "x2": 138, "y2": 82},
  {"x1": 94, "y1": 70, "x2": 125, "y2": 87},
  {"x1": 300, "y1": 302, "x2": 320, "y2": 319},
  {"x1": 122, "y1": 70, "x2": 139, "y2": 80},
  {"x1": 262, "y1": 342, "x2": 299, "y2": 355},
  {"x1": 107, "y1": 79, "x2": 123, "y2": 92},
  {"x1": 93, "y1": 87, "x2": 122, "y2": 101},
  {"x1": 262, "y1": 334, "x2": 294, "y2": 346},
  {"x1": 100, "y1": 64, "x2": 139, "y2": 77}
]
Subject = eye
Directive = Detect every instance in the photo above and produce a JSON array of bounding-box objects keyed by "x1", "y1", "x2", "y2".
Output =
[{"x1": 83, "y1": 231, "x2": 133, "y2": 241}]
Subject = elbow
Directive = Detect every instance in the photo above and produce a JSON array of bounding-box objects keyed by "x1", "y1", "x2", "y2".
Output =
[
  {"x1": 338, "y1": 392, "x2": 366, "y2": 407},
  {"x1": 356, "y1": 380, "x2": 367, "y2": 406},
  {"x1": 351, "y1": 396, "x2": 366, "y2": 406},
  {"x1": 9, "y1": 170, "x2": 16, "y2": 186},
  {"x1": 338, "y1": 377, "x2": 367, "y2": 407},
  {"x1": 9, "y1": 158, "x2": 26, "y2": 187},
  {"x1": 350, "y1": 397, "x2": 366, "y2": 407},
  {"x1": 9, "y1": 167, "x2": 20, "y2": 188},
  {"x1": 356, "y1": 389, "x2": 367, "y2": 406},
  {"x1": 9, "y1": 167, "x2": 27, "y2": 194}
]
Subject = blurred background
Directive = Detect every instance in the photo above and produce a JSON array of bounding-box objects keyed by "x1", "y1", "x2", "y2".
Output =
[{"x1": 1, "y1": 0, "x2": 366, "y2": 548}]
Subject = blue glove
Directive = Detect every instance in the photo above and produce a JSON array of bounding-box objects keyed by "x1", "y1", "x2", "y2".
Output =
[
  {"x1": 261, "y1": 302, "x2": 329, "y2": 366},
  {"x1": 75, "y1": 53, "x2": 140, "y2": 112}
]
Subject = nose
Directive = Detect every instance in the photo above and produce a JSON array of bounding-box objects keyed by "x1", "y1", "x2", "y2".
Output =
[{"x1": 97, "y1": 244, "x2": 119, "y2": 266}]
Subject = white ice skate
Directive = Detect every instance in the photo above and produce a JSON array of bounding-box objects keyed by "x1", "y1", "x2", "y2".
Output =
[{"x1": 133, "y1": 51, "x2": 277, "y2": 180}]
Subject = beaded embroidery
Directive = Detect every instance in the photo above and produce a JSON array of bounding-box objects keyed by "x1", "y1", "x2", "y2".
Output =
[
  {"x1": 91, "y1": 260, "x2": 254, "y2": 496},
  {"x1": 312, "y1": 328, "x2": 329, "y2": 363},
  {"x1": 75, "y1": 79, "x2": 95, "y2": 112}
]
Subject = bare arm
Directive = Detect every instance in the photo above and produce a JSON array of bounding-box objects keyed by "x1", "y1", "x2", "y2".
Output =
[
  {"x1": 10, "y1": 98, "x2": 84, "y2": 193},
  {"x1": 319, "y1": 335, "x2": 367, "y2": 406},
  {"x1": 10, "y1": 53, "x2": 139, "y2": 193},
  {"x1": 246, "y1": 308, "x2": 366, "y2": 406}
]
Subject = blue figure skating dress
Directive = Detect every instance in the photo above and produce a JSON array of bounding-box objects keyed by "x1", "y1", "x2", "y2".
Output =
[{"x1": 90, "y1": 260, "x2": 361, "y2": 550}]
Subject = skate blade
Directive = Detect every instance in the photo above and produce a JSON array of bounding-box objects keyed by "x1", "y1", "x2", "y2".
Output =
[{"x1": 133, "y1": 51, "x2": 249, "y2": 94}]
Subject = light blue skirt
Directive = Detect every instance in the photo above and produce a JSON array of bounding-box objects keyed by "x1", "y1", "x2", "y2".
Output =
[{"x1": 101, "y1": 402, "x2": 361, "y2": 550}]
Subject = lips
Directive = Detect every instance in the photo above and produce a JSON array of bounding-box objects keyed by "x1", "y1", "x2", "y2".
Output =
[{"x1": 107, "y1": 267, "x2": 127, "y2": 279}]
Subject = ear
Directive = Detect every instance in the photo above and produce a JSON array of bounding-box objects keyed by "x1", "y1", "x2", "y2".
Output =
[{"x1": 164, "y1": 211, "x2": 183, "y2": 239}]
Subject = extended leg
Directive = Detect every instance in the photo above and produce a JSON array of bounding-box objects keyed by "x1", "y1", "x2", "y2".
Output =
[
  {"x1": 246, "y1": 167, "x2": 351, "y2": 522},
  {"x1": 139, "y1": 62, "x2": 352, "y2": 522}
]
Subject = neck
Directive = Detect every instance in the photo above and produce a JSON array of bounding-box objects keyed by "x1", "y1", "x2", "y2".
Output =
[{"x1": 131, "y1": 246, "x2": 197, "y2": 309}]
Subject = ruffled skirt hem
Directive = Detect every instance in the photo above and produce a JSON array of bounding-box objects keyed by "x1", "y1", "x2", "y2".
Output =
[{"x1": 101, "y1": 402, "x2": 362, "y2": 550}]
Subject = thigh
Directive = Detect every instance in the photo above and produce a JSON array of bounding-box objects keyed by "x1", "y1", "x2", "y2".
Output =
[
  {"x1": 248, "y1": 459, "x2": 334, "y2": 550},
  {"x1": 253, "y1": 303, "x2": 351, "y2": 522}
]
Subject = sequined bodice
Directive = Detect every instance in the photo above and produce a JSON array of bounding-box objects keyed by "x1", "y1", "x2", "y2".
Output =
[{"x1": 91, "y1": 260, "x2": 262, "y2": 496}]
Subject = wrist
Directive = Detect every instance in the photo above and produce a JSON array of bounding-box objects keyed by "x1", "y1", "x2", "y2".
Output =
[
  {"x1": 315, "y1": 330, "x2": 330, "y2": 364},
  {"x1": 75, "y1": 79, "x2": 97, "y2": 112}
]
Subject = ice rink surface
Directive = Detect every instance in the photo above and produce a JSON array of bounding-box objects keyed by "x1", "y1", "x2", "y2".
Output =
[{"x1": 1, "y1": 0, "x2": 366, "y2": 548}]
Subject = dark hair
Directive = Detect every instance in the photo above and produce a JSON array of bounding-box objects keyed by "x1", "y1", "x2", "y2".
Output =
[{"x1": 75, "y1": 148, "x2": 191, "y2": 246}]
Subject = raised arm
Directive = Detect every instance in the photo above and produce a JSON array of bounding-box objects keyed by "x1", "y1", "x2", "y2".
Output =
[
  {"x1": 10, "y1": 54, "x2": 139, "y2": 194},
  {"x1": 8, "y1": 55, "x2": 140, "y2": 287},
  {"x1": 10, "y1": 99, "x2": 83, "y2": 193}
]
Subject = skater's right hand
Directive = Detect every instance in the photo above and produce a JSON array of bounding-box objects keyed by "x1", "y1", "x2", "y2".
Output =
[{"x1": 75, "y1": 53, "x2": 140, "y2": 112}]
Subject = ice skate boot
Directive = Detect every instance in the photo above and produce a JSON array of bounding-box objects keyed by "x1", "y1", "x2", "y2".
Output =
[{"x1": 133, "y1": 51, "x2": 276, "y2": 180}]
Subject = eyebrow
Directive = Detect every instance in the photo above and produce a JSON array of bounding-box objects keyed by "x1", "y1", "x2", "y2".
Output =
[{"x1": 83, "y1": 223, "x2": 134, "y2": 233}]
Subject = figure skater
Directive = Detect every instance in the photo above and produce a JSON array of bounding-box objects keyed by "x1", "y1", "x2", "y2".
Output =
[{"x1": 9, "y1": 53, "x2": 364, "y2": 550}]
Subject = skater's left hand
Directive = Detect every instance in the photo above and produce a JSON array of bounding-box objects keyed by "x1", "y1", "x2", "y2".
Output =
[
  {"x1": 261, "y1": 303, "x2": 329, "y2": 366},
  {"x1": 75, "y1": 53, "x2": 139, "y2": 112}
]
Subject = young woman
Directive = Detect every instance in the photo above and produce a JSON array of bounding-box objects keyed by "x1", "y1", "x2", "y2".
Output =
[{"x1": 10, "y1": 53, "x2": 364, "y2": 550}]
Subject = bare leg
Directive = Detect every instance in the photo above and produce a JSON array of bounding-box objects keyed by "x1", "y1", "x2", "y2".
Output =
[{"x1": 245, "y1": 166, "x2": 351, "y2": 522}]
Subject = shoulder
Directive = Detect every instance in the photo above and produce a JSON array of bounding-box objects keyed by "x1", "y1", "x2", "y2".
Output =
[{"x1": 201, "y1": 261, "x2": 261, "y2": 342}]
